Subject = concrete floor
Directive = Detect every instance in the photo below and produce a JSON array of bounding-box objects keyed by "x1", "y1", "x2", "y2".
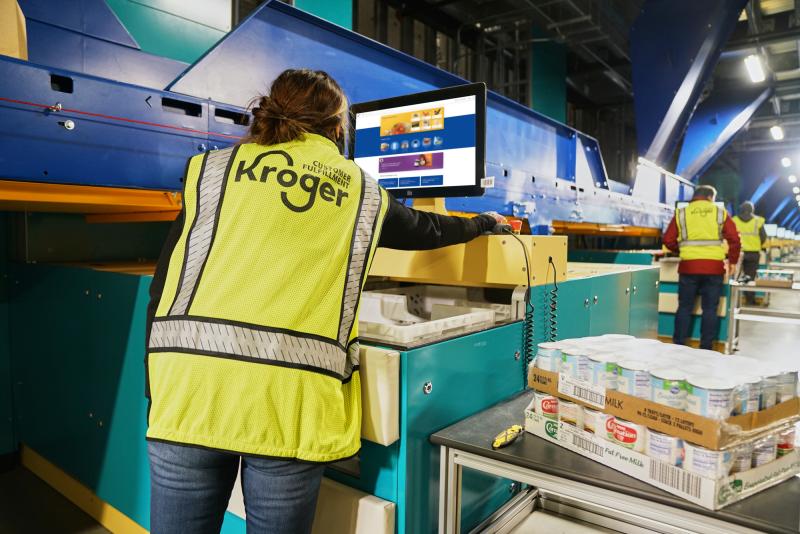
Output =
[
  {"x1": 0, "y1": 466, "x2": 109, "y2": 534},
  {"x1": 733, "y1": 290, "x2": 800, "y2": 363}
]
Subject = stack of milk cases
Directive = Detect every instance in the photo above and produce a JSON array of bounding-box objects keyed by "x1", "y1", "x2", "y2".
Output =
[{"x1": 528, "y1": 334, "x2": 799, "y2": 495}]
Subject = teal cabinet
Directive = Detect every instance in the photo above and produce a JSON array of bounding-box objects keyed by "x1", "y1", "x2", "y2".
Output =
[
  {"x1": 589, "y1": 272, "x2": 632, "y2": 336},
  {"x1": 330, "y1": 324, "x2": 525, "y2": 534},
  {"x1": 9, "y1": 265, "x2": 152, "y2": 528},
  {"x1": 546, "y1": 266, "x2": 659, "y2": 341},
  {"x1": 629, "y1": 269, "x2": 659, "y2": 338},
  {"x1": 550, "y1": 277, "x2": 592, "y2": 339}
]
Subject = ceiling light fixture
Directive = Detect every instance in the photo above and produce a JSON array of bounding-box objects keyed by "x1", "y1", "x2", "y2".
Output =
[
  {"x1": 745, "y1": 54, "x2": 766, "y2": 83},
  {"x1": 794, "y1": 186, "x2": 800, "y2": 194},
  {"x1": 782, "y1": 157, "x2": 792, "y2": 168},
  {"x1": 771, "y1": 125, "x2": 785, "y2": 140},
  {"x1": 790, "y1": 175, "x2": 798, "y2": 183}
]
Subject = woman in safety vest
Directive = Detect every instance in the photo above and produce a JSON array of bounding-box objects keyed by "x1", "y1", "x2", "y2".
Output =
[{"x1": 145, "y1": 69, "x2": 504, "y2": 534}]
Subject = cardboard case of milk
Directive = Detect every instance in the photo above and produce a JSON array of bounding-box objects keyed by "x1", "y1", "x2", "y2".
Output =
[
  {"x1": 524, "y1": 410, "x2": 800, "y2": 510},
  {"x1": 526, "y1": 335, "x2": 800, "y2": 510}
]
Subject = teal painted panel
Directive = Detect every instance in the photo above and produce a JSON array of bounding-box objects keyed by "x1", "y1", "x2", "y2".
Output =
[
  {"x1": 530, "y1": 27, "x2": 566, "y2": 122},
  {"x1": 295, "y1": 0, "x2": 353, "y2": 30},
  {"x1": 105, "y1": 0, "x2": 227, "y2": 63},
  {"x1": 0, "y1": 214, "x2": 13, "y2": 455},
  {"x1": 10, "y1": 265, "x2": 152, "y2": 529},
  {"x1": 221, "y1": 512, "x2": 246, "y2": 533},
  {"x1": 568, "y1": 250, "x2": 655, "y2": 265},
  {"x1": 325, "y1": 439, "x2": 400, "y2": 503},
  {"x1": 549, "y1": 277, "x2": 592, "y2": 340},
  {"x1": 660, "y1": 282, "x2": 679, "y2": 294},
  {"x1": 630, "y1": 269, "x2": 659, "y2": 338},
  {"x1": 402, "y1": 323, "x2": 524, "y2": 534},
  {"x1": 589, "y1": 272, "x2": 631, "y2": 335}
]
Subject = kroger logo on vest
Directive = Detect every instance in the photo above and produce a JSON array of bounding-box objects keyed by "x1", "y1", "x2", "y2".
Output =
[
  {"x1": 689, "y1": 205, "x2": 715, "y2": 217},
  {"x1": 233, "y1": 150, "x2": 350, "y2": 213}
]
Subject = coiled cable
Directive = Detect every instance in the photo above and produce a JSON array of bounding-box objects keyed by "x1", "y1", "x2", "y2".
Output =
[
  {"x1": 546, "y1": 256, "x2": 559, "y2": 342},
  {"x1": 503, "y1": 228, "x2": 534, "y2": 387}
]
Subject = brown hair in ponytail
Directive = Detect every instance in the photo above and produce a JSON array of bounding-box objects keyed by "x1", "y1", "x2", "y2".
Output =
[{"x1": 245, "y1": 69, "x2": 348, "y2": 148}]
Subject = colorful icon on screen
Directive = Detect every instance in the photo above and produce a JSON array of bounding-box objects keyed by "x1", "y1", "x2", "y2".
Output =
[
  {"x1": 401, "y1": 141, "x2": 409, "y2": 150},
  {"x1": 422, "y1": 138, "x2": 432, "y2": 147},
  {"x1": 433, "y1": 136, "x2": 443, "y2": 146},
  {"x1": 391, "y1": 141, "x2": 400, "y2": 151},
  {"x1": 411, "y1": 139, "x2": 421, "y2": 149},
  {"x1": 380, "y1": 143, "x2": 389, "y2": 152}
]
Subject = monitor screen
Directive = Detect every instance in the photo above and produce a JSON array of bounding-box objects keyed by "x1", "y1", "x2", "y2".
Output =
[{"x1": 350, "y1": 83, "x2": 486, "y2": 198}]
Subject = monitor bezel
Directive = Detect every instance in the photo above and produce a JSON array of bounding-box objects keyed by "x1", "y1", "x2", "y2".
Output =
[{"x1": 349, "y1": 82, "x2": 487, "y2": 199}]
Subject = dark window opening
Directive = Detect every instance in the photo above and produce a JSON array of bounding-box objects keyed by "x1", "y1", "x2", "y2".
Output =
[
  {"x1": 214, "y1": 108, "x2": 250, "y2": 126},
  {"x1": 50, "y1": 74, "x2": 73, "y2": 93},
  {"x1": 162, "y1": 97, "x2": 202, "y2": 117}
]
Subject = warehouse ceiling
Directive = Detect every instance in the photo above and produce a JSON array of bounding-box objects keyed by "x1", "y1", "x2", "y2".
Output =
[
  {"x1": 725, "y1": 0, "x2": 800, "y2": 153},
  {"x1": 420, "y1": 0, "x2": 645, "y2": 106}
]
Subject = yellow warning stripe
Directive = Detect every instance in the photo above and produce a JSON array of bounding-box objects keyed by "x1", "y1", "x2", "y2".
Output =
[{"x1": 21, "y1": 445, "x2": 148, "y2": 534}]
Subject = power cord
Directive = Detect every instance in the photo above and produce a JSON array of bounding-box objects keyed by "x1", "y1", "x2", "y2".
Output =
[
  {"x1": 546, "y1": 256, "x2": 559, "y2": 342},
  {"x1": 503, "y1": 228, "x2": 533, "y2": 388}
]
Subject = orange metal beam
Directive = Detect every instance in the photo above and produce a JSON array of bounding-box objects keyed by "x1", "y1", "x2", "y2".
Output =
[
  {"x1": 552, "y1": 220, "x2": 661, "y2": 237},
  {"x1": 84, "y1": 211, "x2": 180, "y2": 224},
  {"x1": 0, "y1": 180, "x2": 181, "y2": 222}
]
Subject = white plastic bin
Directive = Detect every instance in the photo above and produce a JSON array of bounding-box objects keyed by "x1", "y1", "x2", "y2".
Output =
[{"x1": 359, "y1": 286, "x2": 503, "y2": 344}]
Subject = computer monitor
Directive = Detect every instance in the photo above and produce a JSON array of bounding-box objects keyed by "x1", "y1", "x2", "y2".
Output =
[{"x1": 350, "y1": 83, "x2": 486, "y2": 198}]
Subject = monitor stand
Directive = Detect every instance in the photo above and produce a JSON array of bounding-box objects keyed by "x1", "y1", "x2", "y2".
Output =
[{"x1": 412, "y1": 197, "x2": 448, "y2": 215}]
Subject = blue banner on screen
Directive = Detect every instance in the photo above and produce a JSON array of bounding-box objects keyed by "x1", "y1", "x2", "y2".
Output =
[{"x1": 353, "y1": 95, "x2": 477, "y2": 191}]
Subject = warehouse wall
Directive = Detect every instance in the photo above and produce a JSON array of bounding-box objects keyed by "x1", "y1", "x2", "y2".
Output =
[{"x1": 105, "y1": 0, "x2": 231, "y2": 63}]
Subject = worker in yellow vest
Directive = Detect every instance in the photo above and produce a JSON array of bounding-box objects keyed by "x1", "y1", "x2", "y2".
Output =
[
  {"x1": 732, "y1": 201, "x2": 766, "y2": 304},
  {"x1": 663, "y1": 185, "x2": 741, "y2": 349},
  {"x1": 144, "y1": 69, "x2": 503, "y2": 534}
]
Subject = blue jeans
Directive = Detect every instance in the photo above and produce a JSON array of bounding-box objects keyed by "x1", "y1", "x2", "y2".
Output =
[
  {"x1": 149, "y1": 441, "x2": 326, "y2": 534},
  {"x1": 673, "y1": 274, "x2": 723, "y2": 350}
]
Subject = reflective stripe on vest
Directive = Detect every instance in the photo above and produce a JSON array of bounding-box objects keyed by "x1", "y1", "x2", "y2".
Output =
[
  {"x1": 338, "y1": 175, "x2": 382, "y2": 347},
  {"x1": 149, "y1": 316, "x2": 358, "y2": 380},
  {"x1": 169, "y1": 148, "x2": 234, "y2": 316},
  {"x1": 675, "y1": 201, "x2": 726, "y2": 261},
  {"x1": 146, "y1": 136, "x2": 388, "y2": 461}
]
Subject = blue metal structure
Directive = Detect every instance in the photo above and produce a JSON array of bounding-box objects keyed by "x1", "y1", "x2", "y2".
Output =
[
  {"x1": 738, "y1": 148, "x2": 800, "y2": 235},
  {"x1": 0, "y1": 0, "x2": 685, "y2": 229},
  {"x1": 19, "y1": 0, "x2": 188, "y2": 88},
  {"x1": 676, "y1": 87, "x2": 771, "y2": 182},
  {"x1": 748, "y1": 174, "x2": 781, "y2": 206},
  {"x1": 630, "y1": 0, "x2": 749, "y2": 167},
  {"x1": 768, "y1": 197, "x2": 794, "y2": 223}
]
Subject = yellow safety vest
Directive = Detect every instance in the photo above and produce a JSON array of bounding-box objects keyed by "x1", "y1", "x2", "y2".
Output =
[
  {"x1": 732, "y1": 215, "x2": 764, "y2": 253},
  {"x1": 146, "y1": 134, "x2": 389, "y2": 462},
  {"x1": 675, "y1": 200, "x2": 727, "y2": 261}
]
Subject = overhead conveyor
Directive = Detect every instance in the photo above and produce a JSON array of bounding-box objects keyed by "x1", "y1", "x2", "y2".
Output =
[{"x1": 0, "y1": 0, "x2": 690, "y2": 230}]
